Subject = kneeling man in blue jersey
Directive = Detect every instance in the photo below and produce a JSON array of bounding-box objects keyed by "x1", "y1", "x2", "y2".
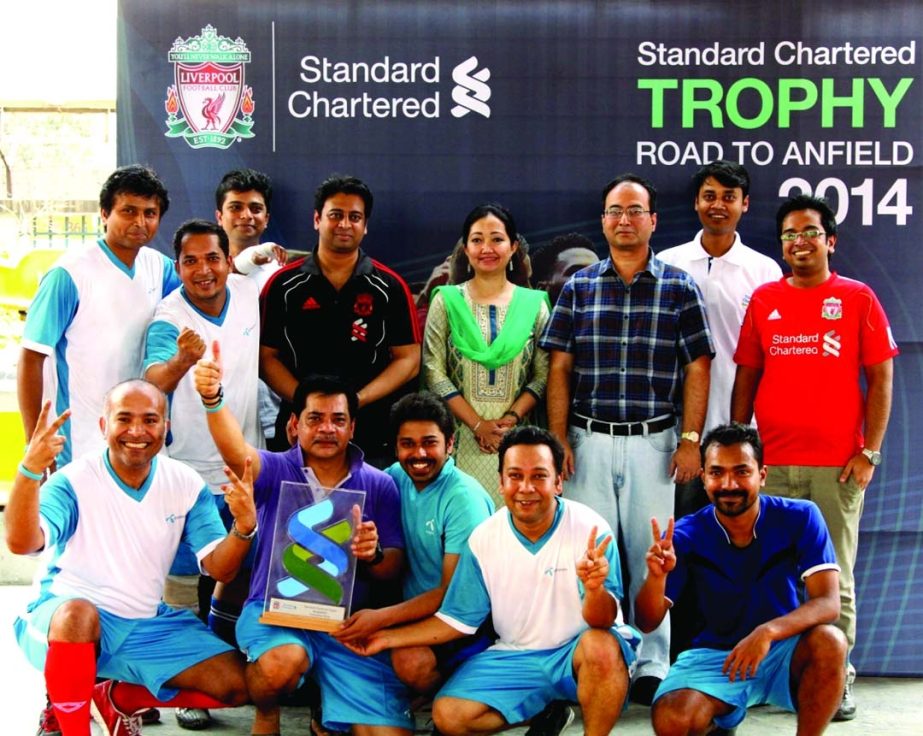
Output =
[
  {"x1": 333, "y1": 392, "x2": 495, "y2": 694},
  {"x1": 7, "y1": 380, "x2": 255, "y2": 736},
  {"x1": 635, "y1": 423, "x2": 846, "y2": 735},
  {"x1": 192, "y1": 358, "x2": 410, "y2": 736},
  {"x1": 345, "y1": 426, "x2": 641, "y2": 736}
]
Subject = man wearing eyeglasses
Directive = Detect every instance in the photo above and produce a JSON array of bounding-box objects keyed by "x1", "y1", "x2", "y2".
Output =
[
  {"x1": 259, "y1": 175, "x2": 421, "y2": 465},
  {"x1": 541, "y1": 173, "x2": 714, "y2": 705},
  {"x1": 731, "y1": 193, "x2": 898, "y2": 722}
]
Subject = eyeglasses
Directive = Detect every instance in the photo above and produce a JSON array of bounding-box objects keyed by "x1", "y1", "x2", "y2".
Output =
[
  {"x1": 780, "y1": 229, "x2": 826, "y2": 242},
  {"x1": 603, "y1": 206, "x2": 650, "y2": 220}
]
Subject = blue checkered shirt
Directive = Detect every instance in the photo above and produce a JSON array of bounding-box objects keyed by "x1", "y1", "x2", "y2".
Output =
[{"x1": 540, "y1": 251, "x2": 714, "y2": 423}]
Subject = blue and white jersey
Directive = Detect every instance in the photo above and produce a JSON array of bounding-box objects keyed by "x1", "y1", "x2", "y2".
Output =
[
  {"x1": 22, "y1": 240, "x2": 179, "y2": 466},
  {"x1": 386, "y1": 458, "x2": 494, "y2": 600},
  {"x1": 437, "y1": 498, "x2": 624, "y2": 651},
  {"x1": 36, "y1": 452, "x2": 227, "y2": 619},
  {"x1": 144, "y1": 274, "x2": 263, "y2": 488}
]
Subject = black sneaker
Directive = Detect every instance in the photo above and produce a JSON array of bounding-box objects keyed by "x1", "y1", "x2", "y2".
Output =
[
  {"x1": 629, "y1": 675, "x2": 663, "y2": 706},
  {"x1": 833, "y1": 663, "x2": 857, "y2": 721},
  {"x1": 524, "y1": 700, "x2": 576, "y2": 736}
]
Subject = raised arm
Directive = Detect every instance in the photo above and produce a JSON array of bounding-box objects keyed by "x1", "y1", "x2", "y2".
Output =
[
  {"x1": 195, "y1": 341, "x2": 263, "y2": 479},
  {"x1": 144, "y1": 326, "x2": 206, "y2": 394},
  {"x1": 5, "y1": 402, "x2": 70, "y2": 554},
  {"x1": 576, "y1": 527, "x2": 619, "y2": 628},
  {"x1": 634, "y1": 517, "x2": 677, "y2": 633}
]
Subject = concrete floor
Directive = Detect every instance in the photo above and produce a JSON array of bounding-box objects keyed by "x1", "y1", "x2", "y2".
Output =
[{"x1": 2, "y1": 585, "x2": 920, "y2": 735}]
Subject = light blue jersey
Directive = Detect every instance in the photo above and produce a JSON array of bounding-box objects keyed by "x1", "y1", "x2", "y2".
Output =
[{"x1": 386, "y1": 458, "x2": 494, "y2": 600}]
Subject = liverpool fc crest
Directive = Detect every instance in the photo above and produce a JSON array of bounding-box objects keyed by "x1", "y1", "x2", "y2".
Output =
[
  {"x1": 164, "y1": 25, "x2": 255, "y2": 150},
  {"x1": 821, "y1": 297, "x2": 843, "y2": 320}
]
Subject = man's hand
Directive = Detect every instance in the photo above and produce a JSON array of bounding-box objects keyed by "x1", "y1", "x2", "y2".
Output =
[
  {"x1": 351, "y1": 504, "x2": 379, "y2": 562},
  {"x1": 669, "y1": 441, "x2": 701, "y2": 484},
  {"x1": 22, "y1": 401, "x2": 70, "y2": 478},
  {"x1": 839, "y1": 454, "x2": 874, "y2": 491},
  {"x1": 576, "y1": 526, "x2": 611, "y2": 591},
  {"x1": 722, "y1": 624, "x2": 773, "y2": 682},
  {"x1": 194, "y1": 341, "x2": 224, "y2": 399},
  {"x1": 252, "y1": 243, "x2": 287, "y2": 266},
  {"x1": 332, "y1": 608, "x2": 389, "y2": 643},
  {"x1": 645, "y1": 517, "x2": 676, "y2": 579},
  {"x1": 339, "y1": 630, "x2": 390, "y2": 658},
  {"x1": 222, "y1": 456, "x2": 257, "y2": 535},
  {"x1": 176, "y1": 327, "x2": 206, "y2": 368}
]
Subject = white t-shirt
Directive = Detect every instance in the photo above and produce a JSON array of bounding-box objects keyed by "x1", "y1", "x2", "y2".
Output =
[
  {"x1": 658, "y1": 232, "x2": 781, "y2": 432},
  {"x1": 144, "y1": 274, "x2": 264, "y2": 487},
  {"x1": 22, "y1": 240, "x2": 178, "y2": 465}
]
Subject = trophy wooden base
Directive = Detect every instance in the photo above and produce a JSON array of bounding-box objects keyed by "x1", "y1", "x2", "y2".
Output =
[{"x1": 259, "y1": 610, "x2": 344, "y2": 633}]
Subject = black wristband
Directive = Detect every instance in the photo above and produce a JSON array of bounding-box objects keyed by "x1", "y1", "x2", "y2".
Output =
[{"x1": 368, "y1": 542, "x2": 385, "y2": 566}]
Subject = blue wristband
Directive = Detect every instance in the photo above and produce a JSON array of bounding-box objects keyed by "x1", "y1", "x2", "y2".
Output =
[
  {"x1": 205, "y1": 398, "x2": 226, "y2": 414},
  {"x1": 18, "y1": 463, "x2": 43, "y2": 481}
]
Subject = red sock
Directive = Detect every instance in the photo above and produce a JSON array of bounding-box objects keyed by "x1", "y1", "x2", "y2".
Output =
[
  {"x1": 112, "y1": 681, "x2": 229, "y2": 711},
  {"x1": 45, "y1": 641, "x2": 96, "y2": 736}
]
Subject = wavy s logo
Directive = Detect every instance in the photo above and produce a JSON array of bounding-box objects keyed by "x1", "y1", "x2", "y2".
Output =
[{"x1": 451, "y1": 56, "x2": 491, "y2": 119}]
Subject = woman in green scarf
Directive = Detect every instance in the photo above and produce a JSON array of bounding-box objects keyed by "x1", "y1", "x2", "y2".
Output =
[{"x1": 423, "y1": 203, "x2": 550, "y2": 503}]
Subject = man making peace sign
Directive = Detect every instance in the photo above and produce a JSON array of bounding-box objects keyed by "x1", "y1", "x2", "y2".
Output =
[
  {"x1": 344, "y1": 426, "x2": 641, "y2": 736},
  {"x1": 635, "y1": 423, "x2": 846, "y2": 736}
]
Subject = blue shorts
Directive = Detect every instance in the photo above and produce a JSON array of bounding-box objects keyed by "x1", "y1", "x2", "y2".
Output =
[
  {"x1": 437, "y1": 626, "x2": 637, "y2": 724},
  {"x1": 654, "y1": 636, "x2": 799, "y2": 729},
  {"x1": 14, "y1": 594, "x2": 234, "y2": 700},
  {"x1": 169, "y1": 494, "x2": 257, "y2": 575},
  {"x1": 237, "y1": 602, "x2": 413, "y2": 732}
]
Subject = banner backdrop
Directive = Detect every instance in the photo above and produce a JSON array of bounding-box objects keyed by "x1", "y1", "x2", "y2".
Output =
[{"x1": 117, "y1": 0, "x2": 922, "y2": 675}]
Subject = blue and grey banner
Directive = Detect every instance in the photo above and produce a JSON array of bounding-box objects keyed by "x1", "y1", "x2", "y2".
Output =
[{"x1": 118, "y1": 0, "x2": 922, "y2": 675}]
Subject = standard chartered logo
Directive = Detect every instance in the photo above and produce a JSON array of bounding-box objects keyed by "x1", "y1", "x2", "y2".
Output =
[
  {"x1": 451, "y1": 56, "x2": 491, "y2": 118},
  {"x1": 823, "y1": 330, "x2": 841, "y2": 357},
  {"x1": 288, "y1": 52, "x2": 493, "y2": 120}
]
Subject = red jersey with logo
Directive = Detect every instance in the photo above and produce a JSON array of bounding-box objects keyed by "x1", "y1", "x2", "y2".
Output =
[{"x1": 734, "y1": 273, "x2": 898, "y2": 466}]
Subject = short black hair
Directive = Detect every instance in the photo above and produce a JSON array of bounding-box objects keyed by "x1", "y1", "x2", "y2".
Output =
[
  {"x1": 172, "y1": 219, "x2": 230, "y2": 260},
  {"x1": 215, "y1": 168, "x2": 273, "y2": 213},
  {"x1": 314, "y1": 175, "x2": 373, "y2": 219},
  {"x1": 776, "y1": 194, "x2": 837, "y2": 241},
  {"x1": 700, "y1": 422, "x2": 764, "y2": 468},
  {"x1": 692, "y1": 160, "x2": 750, "y2": 198},
  {"x1": 99, "y1": 164, "x2": 169, "y2": 217},
  {"x1": 292, "y1": 374, "x2": 359, "y2": 421},
  {"x1": 498, "y1": 426, "x2": 566, "y2": 476},
  {"x1": 530, "y1": 232, "x2": 596, "y2": 283},
  {"x1": 601, "y1": 173, "x2": 657, "y2": 214},
  {"x1": 390, "y1": 392, "x2": 455, "y2": 443}
]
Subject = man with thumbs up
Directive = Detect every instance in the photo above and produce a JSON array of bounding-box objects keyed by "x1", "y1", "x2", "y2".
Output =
[
  {"x1": 192, "y1": 365, "x2": 411, "y2": 736},
  {"x1": 142, "y1": 218, "x2": 265, "y2": 729}
]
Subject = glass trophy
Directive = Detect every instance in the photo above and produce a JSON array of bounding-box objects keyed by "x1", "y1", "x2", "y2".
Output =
[{"x1": 259, "y1": 481, "x2": 365, "y2": 632}]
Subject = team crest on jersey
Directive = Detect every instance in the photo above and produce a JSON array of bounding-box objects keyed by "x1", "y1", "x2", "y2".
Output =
[
  {"x1": 353, "y1": 293, "x2": 374, "y2": 317},
  {"x1": 352, "y1": 318, "x2": 369, "y2": 343},
  {"x1": 164, "y1": 24, "x2": 255, "y2": 150},
  {"x1": 821, "y1": 297, "x2": 843, "y2": 320}
]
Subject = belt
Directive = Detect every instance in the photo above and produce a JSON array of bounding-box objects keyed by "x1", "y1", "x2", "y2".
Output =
[{"x1": 570, "y1": 413, "x2": 675, "y2": 437}]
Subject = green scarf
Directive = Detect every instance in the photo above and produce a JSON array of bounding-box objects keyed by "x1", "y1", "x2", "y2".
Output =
[{"x1": 435, "y1": 285, "x2": 550, "y2": 370}]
